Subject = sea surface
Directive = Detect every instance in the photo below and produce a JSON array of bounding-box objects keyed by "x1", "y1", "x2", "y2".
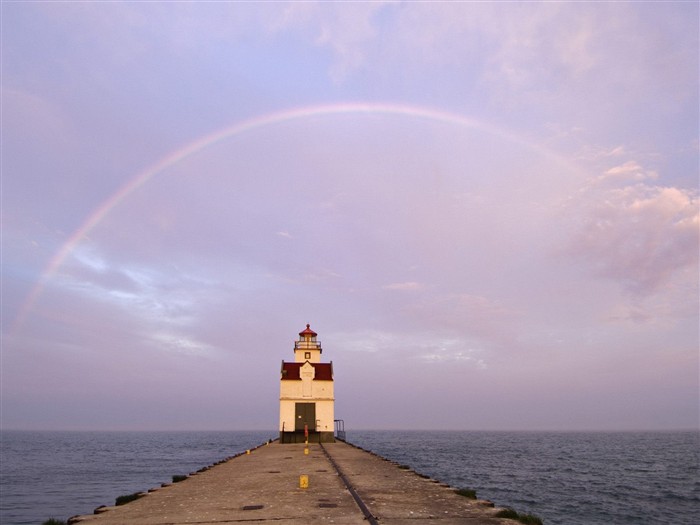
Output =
[{"x1": 1, "y1": 430, "x2": 697, "y2": 525}]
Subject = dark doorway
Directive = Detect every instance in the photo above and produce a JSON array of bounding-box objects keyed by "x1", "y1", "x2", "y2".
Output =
[{"x1": 295, "y1": 402, "x2": 316, "y2": 431}]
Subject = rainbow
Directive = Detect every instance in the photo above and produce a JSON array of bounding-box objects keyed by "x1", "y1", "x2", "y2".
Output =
[{"x1": 12, "y1": 102, "x2": 572, "y2": 332}]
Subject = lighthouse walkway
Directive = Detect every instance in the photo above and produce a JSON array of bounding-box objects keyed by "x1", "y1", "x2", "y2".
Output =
[{"x1": 70, "y1": 440, "x2": 508, "y2": 525}]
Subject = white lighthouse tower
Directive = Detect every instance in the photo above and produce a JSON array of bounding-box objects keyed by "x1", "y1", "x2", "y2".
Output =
[{"x1": 279, "y1": 324, "x2": 335, "y2": 443}]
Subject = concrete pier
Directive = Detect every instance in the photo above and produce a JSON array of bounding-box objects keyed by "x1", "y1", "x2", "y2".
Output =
[{"x1": 70, "y1": 441, "x2": 510, "y2": 524}]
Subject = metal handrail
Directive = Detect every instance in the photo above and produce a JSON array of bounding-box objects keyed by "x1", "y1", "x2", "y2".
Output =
[{"x1": 334, "y1": 419, "x2": 346, "y2": 440}]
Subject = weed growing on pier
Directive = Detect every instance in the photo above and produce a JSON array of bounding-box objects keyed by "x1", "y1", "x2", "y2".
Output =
[
  {"x1": 115, "y1": 492, "x2": 143, "y2": 506},
  {"x1": 495, "y1": 507, "x2": 543, "y2": 525},
  {"x1": 172, "y1": 474, "x2": 188, "y2": 482},
  {"x1": 454, "y1": 488, "x2": 477, "y2": 499},
  {"x1": 42, "y1": 519, "x2": 66, "y2": 525}
]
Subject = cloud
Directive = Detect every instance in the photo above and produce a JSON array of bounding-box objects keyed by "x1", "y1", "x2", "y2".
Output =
[
  {"x1": 2, "y1": 89, "x2": 77, "y2": 150},
  {"x1": 605, "y1": 161, "x2": 642, "y2": 175},
  {"x1": 269, "y1": 1, "x2": 388, "y2": 82},
  {"x1": 266, "y1": 3, "x2": 695, "y2": 104},
  {"x1": 606, "y1": 146, "x2": 626, "y2": 157},
  {"x1": 54, "y1": 242, "x2": 233, "y2": 337},
  {"x1": 151, "y1": 331, "x2": 218, "y2": 358},
  {"x1": 382, "y1": 281, "x2": 423, "y2": 291},
  {"x1": 333, "y1": 328, "x2": 490, "y2": 369},
  {"x1": 414, "y1": 343, "x2": 488, "y2": 368},
  {"x1": 568, "y1": 183, "x2": 698, "y2": 294},
  {"x1": 600, "y1": 160, "x2": 658, "y2": 183},
  {"x1": 401, "y1": 293, "x2": 518, "y2": 345}
]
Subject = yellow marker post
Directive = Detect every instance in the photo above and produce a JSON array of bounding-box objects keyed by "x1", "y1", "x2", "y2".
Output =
[
  {"x1": 299, "y1": 475, "x2": 309, "y2": 489},
  {"x1": 304, "y1": 447, "x2": 309, "y2": 455},
  {"x1": 246, "y1": 450, "x2": 250, "y2": 455}
]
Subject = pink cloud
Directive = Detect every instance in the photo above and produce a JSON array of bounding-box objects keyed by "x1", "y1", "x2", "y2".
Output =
[{"x1": 569, "y1": 184, "x2": 698, "y2": 294}]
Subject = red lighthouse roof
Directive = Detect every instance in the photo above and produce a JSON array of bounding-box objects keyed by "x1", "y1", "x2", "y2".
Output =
[
  {"x1": 299, "y1": 324, "x2": 317, "y2": 337},
  {"x1": 280, "y1": 361, "x2": 333, "y2": 381}
]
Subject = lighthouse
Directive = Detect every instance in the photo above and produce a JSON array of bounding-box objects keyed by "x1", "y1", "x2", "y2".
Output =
[{"x1": 279, "y1": 324, "x2": 335, "y2": 443}]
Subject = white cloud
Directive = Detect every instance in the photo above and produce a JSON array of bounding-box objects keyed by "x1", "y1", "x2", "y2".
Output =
[
  {"x1": 269, "y1": 4, "x2": 598, "y2": 88},
  {"x1": 269, "y1": 1, "x2": 389, "y2": 82},
  {"x1": 152, "y1": 331, "x2": 218, "y2": 358},
  {"x1": 70, "y1": 244, "x2": 109, "y2": 273},
  {"x1": 382, "y1": 281, "x2": 422, "y2": 291},
  {"x1": 600, "y1": 160, "x2": 658, "y2": 183},
  {"x1": 605, "y1": 161, "x2": 642, "y2": 176},
  {"x1": 606, "y1": 146, "x2": 626, "y2": 157},
  {"x1": 333, "y1": 329, "x2": 490, "y2": 368},
  {"x1": 568, "y1": 183, "x2": 698, "y2": 294},
  {"x1": 414, "y1": 343, "x2": 488, "y2": 368}
]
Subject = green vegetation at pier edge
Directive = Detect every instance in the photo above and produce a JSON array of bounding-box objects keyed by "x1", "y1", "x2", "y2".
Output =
[
  {"x1": 454, "y1": 488, "x2": 477, "y2": 499},
  {"x1": 172, "y1": 474, "x2": 188, "y2": 482},
  {"x1": 495, "y1": 507, "x2": 544, "y2": 524},
  {"x1": 115, "y1": 492, "x2": 143, "y2": 506},
  {"x1": 42, "y1": 519, "x2": 66, "y2": 525},
  {"x1": 495, "y1": 509, "x2": 519, "y2": 519}
]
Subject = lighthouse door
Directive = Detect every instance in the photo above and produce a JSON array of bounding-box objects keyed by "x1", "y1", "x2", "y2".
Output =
[{"x1": 295, "y1": 403, "x2": 316, "y2": 431}]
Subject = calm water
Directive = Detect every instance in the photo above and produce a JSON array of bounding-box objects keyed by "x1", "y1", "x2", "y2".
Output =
[
  {"x1": 349, "y1": 430, "x2": 699, "y2": 525},
  {"x1": 1, "y1": 430, "x2": 697, "y2": 525},
  {"x1": 0, "y1": 430, "x2": 274, "y2": 525}
]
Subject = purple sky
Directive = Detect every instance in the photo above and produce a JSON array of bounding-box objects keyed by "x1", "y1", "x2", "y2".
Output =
[{"x1": 2, "y1": 2, "x2": 698, "y2": 431}]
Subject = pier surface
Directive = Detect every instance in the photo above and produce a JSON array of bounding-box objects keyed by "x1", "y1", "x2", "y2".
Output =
[{"x1": 71, "y1": 441, "x2": 508, "y2": 524}]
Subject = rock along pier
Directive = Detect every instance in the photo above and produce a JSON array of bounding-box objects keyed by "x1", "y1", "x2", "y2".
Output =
[{"x1": 69, "y1": 439, "x2": 514, "y2": 525}]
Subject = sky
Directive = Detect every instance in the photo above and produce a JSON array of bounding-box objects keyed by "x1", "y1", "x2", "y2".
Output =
[{"x1": 1, "y1": 1, "x2": 698, "y2": 432}]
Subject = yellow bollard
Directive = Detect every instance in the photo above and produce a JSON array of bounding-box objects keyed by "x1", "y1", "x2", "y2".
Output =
[
  {"x1": 246, "y1": 450, "x2": 250, "y2": 455},
  {"x1": 299, "y1": 475, "x2": 309, "y2": 489}
]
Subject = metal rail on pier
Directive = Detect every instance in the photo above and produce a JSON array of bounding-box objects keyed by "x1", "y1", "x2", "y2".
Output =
[{"x1": 319, "y1": 442, "x2": 379, "y2": 525}]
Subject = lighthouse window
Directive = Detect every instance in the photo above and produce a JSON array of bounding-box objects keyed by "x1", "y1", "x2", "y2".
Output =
[{"x1": 305, "y1": 352, "x2": 311, "y2": 359}]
